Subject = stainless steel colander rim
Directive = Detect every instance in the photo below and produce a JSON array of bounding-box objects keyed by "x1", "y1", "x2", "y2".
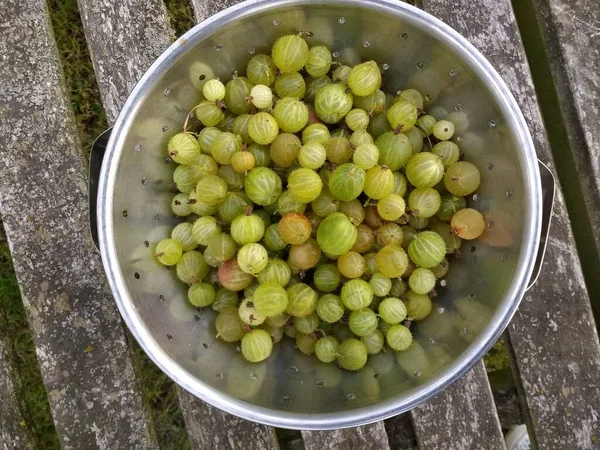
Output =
[{"x1": 98, "y1": 0, "x2": 542, "y2": 430}]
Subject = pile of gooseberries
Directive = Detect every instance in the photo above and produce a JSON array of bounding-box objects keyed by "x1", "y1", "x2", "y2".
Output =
[{"x1": 154, "y1": 33, "x2": 485, "y2": 370}]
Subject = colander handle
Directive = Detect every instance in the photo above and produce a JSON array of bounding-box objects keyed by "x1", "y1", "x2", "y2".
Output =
[
  {"x1": 87, "y1": 129, "x2": 556, "y2": 288},
  {"x1": 89, "y1": 127, "x2": 112, "y2": 252},
  {"x1": 527, "y1": 160, "x2": 556, "y2": 290}
]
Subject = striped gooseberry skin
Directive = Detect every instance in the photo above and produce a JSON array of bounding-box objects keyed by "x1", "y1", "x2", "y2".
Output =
[
  {"x1": 277, "y1": 190, "x2": 307, "y2": 216},
  {"x1": 315, "y1": 336, "x2": 339, "y2": 363},
  {"x1": 263, "y1": 223, "x2": 287, "y2": 251},
  {"x1": 293, "y1": 312, "x2": 320, "y2": 334},
  {"x1": 287, "y1": 168, "x2": 323, "y2": 203},
  {"x1": 408, "y1": 267, "x2": 437, "y2": 294},
  {"x1": 315, "y1": 83, "x2": 354, "y2": 124},
  {"x1": 305, "y1": 75, "x2": 333, "y2": 104},
  {"x1": 386, "y1": 324, "x2": 412, "y2": 351},
  {"x1": 171, "y1": 192, "x2": 193, "y2": 217},
  {"x1": 279, "y1": 213, "x2": 312, "y2": 245},
  {"x1": 172, "y1": 166, "x2": 195, "y2": 193},
  {"x1": 212, "y1": 288, "x2": 239, "y2": 313},
  {"x1": 408, "y1": 187, "x2": 442, "y2": 219},
  {"x1": 316, "y1": 293, "x2": 345, "y2": 323},
  {"x1": 408, "y1": 231, "x2": 446, "y2": 268},
  {"x1": 257, "y1": 258, "x2": 291, "y2": 287},
  {"x1": 316, "y1": 212, "x2": 358, "y2": 256},
  {"x1": 352, "y1": 224, "x2": 375, "y2": 253},
  {"x1": 337, "y1": 251, "x2": 365, "y2": 279},
  {"x1": 215, "y1": 307, "x2": 246, "y2": 342},
  {"x1": 197, "y1": 127, "x2": 222, "y2": 154},
  {"x1": 378, "y1": 297, "x2": 407, "y2": 324},
  {"x1": 364, "y1": 165, "x2": 395, "y2": 199},
  {"x1": 337, "y1": 338, "x2": 368, "y2": 371},
  {"x1": 269, "y1": 133, "x2": 302, "y2": 167},
  {"x1": 275, "y1": 72, "x2": 306, "y2": 99},
  {"x1": 360, "y1": 330, "x2": 385, "y2": 355},
  {"x1": 376, "y1": 244, "x2": 409, "y2": 278},
  {"x1": 376, "y1": 221, "x2": 404, "y2": 247},
  {"x1": 438, "y1": 194, "x2": 466, "y2": 222},
  {"x1": 195, "y1": 101, "x2": 225, "y2": 127},
  {"x1": 232, "y1": 114, "x2": 254, "y2": 145},
  {"x1": 249, "y1": 84, "x2": 273, "y2": 109},
  {"x1": 272, "y1": 34, "x2": 309, "y2": 74},
  {"x1": 238, "y1": 297, "x2": 266, "y2": 326},
  {"x1": 313, "y1": 264, "x2": 342, "y2": 293},
  {"x1": 443, "y1": 161, "x2": 481, "y2": 196},
  {"x1": 302, "y1": 124, "x2": 330, "y2": 147},
  {"x1": 219, "y1": 192, "x2": 253, "y2": 224},
  {"x1": 230, "y1": 214, "x2": 265, "y2": 245},
  {"x1": 377, "y1": 194, "x2": 406, "y2": 221},
  {"x1": 348, "y1": 61, "x2": 382, "y2": 97},
  {"x1": 224, "y1": 77, "x2": 253, "y2": 115},
  {"x1": 405, "y1": 290, "x2": 432, "y2": 320},
  {"x1": 451, "y1": 208, "x2": 485, "y2": 240},
  {"x1": 346, "y1": 108, "x2": 370, "y2": 132},
  {"x1": 350, "y1": 130, "x2": 374, "y2": 148},
  {"x1": 176, "y1": 251, "x2": 209, "y2": 285},
  {"x1": 348, "y1": 308, "x2": 379, "y2": 336},
  {"x1": 241, "y1": 329, "x2": 273, "y2": 363},
  {"x1": 341, "y1": 279, "x2": 374, "y2": 310},
  {"x1": 288, "y1": 238, "x2": 322, "y2": 270},
  {"x1": 248, "y1": 112, "x2": 279, "y2": 145},
  {"x1": 253, "y1": 283, "x2": 288, "y2": 317},
  {"x1": 167, "y1": 133, "x2": 200, "y2": 164},
  {"x1": 247, "y1": 143, "x2": 271, "y2": 167},
  {"x1": 405, "y1": 152, "x2": 445, "y2": 188},
  {"x1": 188, "y1": 282, "x2": 215, "y2": 307},
  {"x1": 209, "y1": 132, "x2": 242, "y2": 165},
  {"x1": 430, "y1": 221, "x2": 462, "y2": 254},
  {"x1": 237, "y1": 243, "x2": 269, "y2": 275},
  {"x1": 353, "y1": 143, "x2": 379, "y2": 170},
  {"x1": 296, "y1": 332, "x2": 318, "y2": 355},
  {"x1": 387, "y1": 98, "x2": 418, "y2": 132},
  {"x1": 326, "y1": 136, "x2": 353, "y2": 164},
  {"x1": 375, "y1": 132, "x2": 413, "y2": 171},
  {"x1": 244, "y1": 167, "x2": 282, "y2": 206},
  {"x1": 329, "y1": 163, "x2": 366, "y2": 202},
  {"x1": 298, "y1": 142, "x2": 327, "y2": 170},
  {"x1": 247, "y1": 54, "x2": 277, "y2": 86},
  {"x1": 311, "y1": 189, "x2": 339, "y2": 218},
  {"x1": 195, "y1": 174, "x2": 228, "y2": 206},
  {"x1": 273, "y1": 98, "x2": 309, "y2": 133},
  {"x1": 369, "y1": 273, "x2": 392, "y2": 297},
  {"x1": 354, "y1": 88, "x2": 386, "y2": 114},
  {"x1": 217, "y1": 257, "x2": 254, "y2": 291},
  {"x1": 208, "y1": 233, "x2": 236, "y2": 262},
  {"x1": 405, "y1": 126, "x2": 424, "y2": 154},
  {"x1": 339, "y1": 199, "x2": 365, "y2": 226},
  {"x1": 397, "y1": 88, "x2": 424, "y2": 108},
  {"x1": 305, "y1": 45, "x2": 332, "y2": 77},
  {"x1": 286, "y1": 283, "x2": 318, "y2": 317},
  {"x1": 432, "y1": 141, "x2": 460, "y2": 167},
  {"x1": 417, "y1": 114, "x2": 436, "y2": 136}
]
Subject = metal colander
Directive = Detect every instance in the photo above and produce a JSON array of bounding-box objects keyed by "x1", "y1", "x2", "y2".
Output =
[{"x1": 95, "y1": 0, "x2": 550, "y2": 430}]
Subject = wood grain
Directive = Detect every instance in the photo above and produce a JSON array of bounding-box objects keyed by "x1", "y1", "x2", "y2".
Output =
[
  {"x1": 423, "y1": 0, "x2": 600, "y2": 448},
  {"x1": 0, "y1": 1, "x2": 158, "y2": 448},
  {"x1": 301, "y1": 423, "x2": 390, "y2": 450}
]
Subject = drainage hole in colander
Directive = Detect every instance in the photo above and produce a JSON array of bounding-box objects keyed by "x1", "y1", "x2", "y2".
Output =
[
  {"x1": 215, "y1": 45, "x2": 222, "y2": 52},
  {"x1": 272, "y1": 19, "x2": 280, "y2": 26},
  {"x1": 166, "y1": 333, "x2": 173, "y2": 340},
  {"x1": 305, "y1": 31, "x2": 314, "y2": 38},
  {"x1": 440, "y1": 280, "x2": 447, "y2": 287},
  {"x1": 414, "y1": 370, "x2": 422, "y2": 377},
  {"x1": 347, "y1": 393, "x2": 355, "y2": 400},
  {"x1": 424, "y1": 94, "x2": 432, "y2": 102},
  {"x1": 487, "y1": 162, "x2": 494, "y2": 171},
  {"x1": 469, "y1": 246, "x2": 476, "y2": 253},
  {"x1": 468, "y1": 293, "x2": 476, "y2": 299},
  {"x1": 282, "y1": 397, "x2": 292, "y2": 404},
  {"x1": 216, "y1": 372, "x2": 224, "y2": 378},
  {"x1": 154, "y1": 213, "x2": 161, "y2": 221},
  {"x1": 134, "y1": 272, "x2": 140, "y2": 279},
  {"x1": 363, "y1": 40, "x2": 371, "y2": 48},
  {"x1": 382, "y1": 63, "x2": 390, "y2": 71},
  {"x1": 401, "y1": 32, "x2": 408, "y2": 39},
  {"x1": 373, "y1": 372, "x2": 381, "y2": 379},
  {"x1": 141, "y1": 177, "x2": 147, "y2": 185},
  {"x1": 488, "y1": 119, "x2": 496, "y2": 128},
  {"x1": 338, "y1": 16, "x2": 346, "y2": 24},
  {"x1": 194, "y1": 314, "x2": 202, "y2": 322},
  {"x1": 144, "y1": 240, "x2": 149, "y2": 247},
  {"x1": 163, "y1": 88, "x2": 171, "y2": 97},
  {"x1": 455, "y1": 103, "x2": 463, "y2": 111},
  {"x1": 416, "y1": 61, "x2": 424, "y2": 69},
  {"x1": 250, "y1": 373, "x2": 258, "y2": 379},
  {"x1": 449, "y1": 68, "x2": 458, "y2": 77},
  {"x1": 202, "y1": 342, "x2": 209, "y2": 349},
  {"x1": 462, "y1": 327, "x2": 469, "y2": 334},
  {"x1": 248, "y1": 47, "x2": 256, "y2": 54},
  {"x1": 437, "y1": 306, "x2": 445, "y2": 314},
  {"x1": 501, "y1": 254, "x2": 508, "y2": 262},
  {"x1": 135, "y1": 144, "x2": 142, "y2": 152},
  {"x1": 488, "y1": 220, "x2": 495, "y2": 228},
  {"x1": 162, "y1": 125, "x2": 169, "y2": 133},
  {"x1": 291, "y1": 365, "x2": 299, "y2": 372},
  {"x1": 506, "y1": 189, "x2": 513, "y2": 198},
  {"x1": 122, "y1": 209, "x2": 128, "y2": 217},
  {"x1": 159, "y1": 294, "x2": 165, "y2": 302},
  {"x1": 316, "y1": 380, "x2": 324, "y2": 387}
]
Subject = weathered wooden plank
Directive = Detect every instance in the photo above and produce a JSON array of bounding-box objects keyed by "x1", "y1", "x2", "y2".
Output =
[
  {"x1": 190, "y1": 0, "x2": 242, "y2": 23},
  {"x1": 301, "y1": 422, "x2": 390, "y2": 450},
  {"x1": 0, "y1": 317, "x2": 34, "y2": 450},
  {"x1": 77, "y1": 0, "x2": 175, "y2": 123},
  {"x1": 411, "y1": 362, "x2": 505, "y2": 450},
  {"x1": 178, "y1": 393, "x2": 278, "y2": 450},
  {"x1": 77, "y1": 1, "x2": 278, "y2": 448},
  {"x1": 422, "y1": 0, "x2": 600, "y2": 448},
  {"x1": 529, "y1": 0, "x2": 600, "y2": 265},
  {"x1": 0, "y1": 1, "x2": 158, "y2": 449}
]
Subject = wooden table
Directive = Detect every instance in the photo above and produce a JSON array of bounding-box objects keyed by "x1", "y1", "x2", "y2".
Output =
[{"x1": 0, "y1": 0, "x2": 599, "y2": 449}]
